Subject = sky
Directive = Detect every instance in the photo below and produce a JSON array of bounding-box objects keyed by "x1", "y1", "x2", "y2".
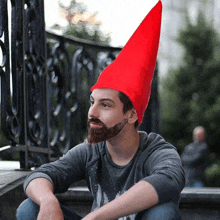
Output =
[{"x1": 44, "y1": 0, "x2": 159, "y2": 47}]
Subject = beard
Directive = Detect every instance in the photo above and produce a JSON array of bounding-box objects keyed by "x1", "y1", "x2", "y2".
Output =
[{"x1": 87, "y1": 118, "x2": 128, "y2": 144}]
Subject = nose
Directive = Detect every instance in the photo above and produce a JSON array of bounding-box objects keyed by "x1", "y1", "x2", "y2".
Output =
[{"x1": 88, "y1": 103, "x2": 99, "y2": 119}]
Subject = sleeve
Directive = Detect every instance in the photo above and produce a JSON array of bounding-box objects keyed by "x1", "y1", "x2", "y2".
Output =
[
  {"x1": 142, "y1": 134, "x2": 185, "y2": 204},
  {"x1": 23, "y1": 143, "x2": 88, "y2": 194}
]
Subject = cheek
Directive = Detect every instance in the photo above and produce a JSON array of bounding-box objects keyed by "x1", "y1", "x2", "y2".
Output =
[{"x1": 103, "y1": 112, "x2": 124, "y2": 127}]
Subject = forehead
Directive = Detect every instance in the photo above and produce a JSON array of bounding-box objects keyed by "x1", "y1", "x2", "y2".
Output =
[
  {"x1": 194, "y1": 128, "x2": 204, "y2": 135},
  {"x1": 90, "y1": 89, "x2": 120, "y2": 102}
]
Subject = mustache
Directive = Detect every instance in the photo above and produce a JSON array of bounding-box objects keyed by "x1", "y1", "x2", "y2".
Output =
[{"x1": 88, "y1": 118, "x2": 105, "y2": 127}]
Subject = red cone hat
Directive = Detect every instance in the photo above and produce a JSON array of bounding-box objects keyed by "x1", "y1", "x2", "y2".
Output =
[{"x1": 91, "y1": 1, "x2": 162, "y2": 124}]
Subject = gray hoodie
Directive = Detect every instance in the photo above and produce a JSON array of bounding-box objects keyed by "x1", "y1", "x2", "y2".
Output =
[{"x1": 24, "y1": 131, "x2": 185, "y2": 218}]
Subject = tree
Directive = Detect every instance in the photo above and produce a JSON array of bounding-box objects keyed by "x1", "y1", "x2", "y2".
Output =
[
  {"x1": 160, "y1": 11, "x2": 220, "y2": 155},
  {"x1": 52, "y1": 0, "x2": 110, "y2": 44}
]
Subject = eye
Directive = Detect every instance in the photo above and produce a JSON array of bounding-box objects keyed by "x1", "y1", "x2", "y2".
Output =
[
  {"x1": 89, "y1": 100, "x2": 94, "y2": 106},
  {"x1": 102, "y1": 103, "x2": 110, "y2": 108}
]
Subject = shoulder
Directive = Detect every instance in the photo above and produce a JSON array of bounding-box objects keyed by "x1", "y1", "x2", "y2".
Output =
[
  {"x1": 139, "y1": 131, "x2": 177, "y2": 152},
  {"x1": 183, "y1": 142, "x2": 194, "y2": 151},
  {"x1": 138, "y1": 132, "x2": 180, "y2": 164},
  {"x1": 200, "y1": 141, "x2": 209, "y2": 149}
]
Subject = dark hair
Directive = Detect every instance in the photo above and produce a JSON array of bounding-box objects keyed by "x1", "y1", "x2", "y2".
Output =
[{"x1": 118, "y1": 92, "x2": 139, "y2": 128}]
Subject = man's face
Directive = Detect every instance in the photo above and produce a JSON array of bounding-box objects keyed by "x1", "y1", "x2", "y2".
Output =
[
  {"x1": 87, "y1": 89, "x2": 128, "y2": 144},
  {"x1": 193, "y1": 127, "x2": 206, "y2": 142}
]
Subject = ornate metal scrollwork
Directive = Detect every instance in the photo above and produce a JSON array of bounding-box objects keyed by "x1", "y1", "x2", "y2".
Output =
[
  {"x1": 0, "y1": 0, "x2": 20, "y2": 145},
  {"x1": 0, "y1": 0, "x2": 127, "y2": 168}
]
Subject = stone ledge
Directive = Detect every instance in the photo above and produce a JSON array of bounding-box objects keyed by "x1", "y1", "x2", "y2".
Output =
[
  {"x1": 0, "y1": 170, "x2": 30, "y2": 196},
  {"x1": 56, "y1": 187, "x2": 93, "y2": 217},
  {"x1": 57, "y1": 187, "x2": 220, "y2": 206},
  {"x1": 56, "y1": 187, "x2": 220, "y2": 219},
  {"x1": 180, "y1": 188, "x2": 220, "y2": 208},
  {"x1": 56, "y1": 187, "x2": 93, "y2": 203}
]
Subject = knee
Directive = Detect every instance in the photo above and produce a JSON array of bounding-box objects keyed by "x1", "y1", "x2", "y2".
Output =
[
  {"x1": 139, "y1": 201, "x2": 182, "y2": 220},
  {"x1": 16, "y1": 198, "x2": 39, "y2": 220}
]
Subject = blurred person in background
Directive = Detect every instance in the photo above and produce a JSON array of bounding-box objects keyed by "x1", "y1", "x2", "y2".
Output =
[{"x1": 181, "y1": 126, "x2": 209, "y2": 188}]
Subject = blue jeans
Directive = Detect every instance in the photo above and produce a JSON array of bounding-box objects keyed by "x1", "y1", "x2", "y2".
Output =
[
  {"x1": 16, "y1": 198, "x2": 182, "y2": 220},
  {"x1": 185, "y1": 181, "x2": 204, "y2": 188}
]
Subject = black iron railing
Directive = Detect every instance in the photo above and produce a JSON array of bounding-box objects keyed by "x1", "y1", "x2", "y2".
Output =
[{"x1": 0, "y1": 0, "x2": 159, "y2": 169}]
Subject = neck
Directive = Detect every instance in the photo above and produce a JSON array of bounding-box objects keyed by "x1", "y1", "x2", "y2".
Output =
[{"x1": 106, "y1": 125, "x2": 140, "y2": 166}]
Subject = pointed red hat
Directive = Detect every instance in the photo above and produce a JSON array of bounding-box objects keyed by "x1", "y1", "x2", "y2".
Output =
[{"x1": 91, "y1": 1, "x2": 162, "y2": 124}]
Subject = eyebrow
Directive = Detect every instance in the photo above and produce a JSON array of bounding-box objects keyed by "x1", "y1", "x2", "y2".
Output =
[
  {"x1": 90, "y1": 95, "x2": 115, "y2": 104},
  {"x1": 100, "y1": 98, "x2": 115, "y2": 104}
]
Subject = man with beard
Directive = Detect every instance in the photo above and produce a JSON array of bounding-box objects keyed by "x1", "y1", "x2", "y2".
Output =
[{"x1": 17, "y1": 1, "x2": 185, "y2": 219}]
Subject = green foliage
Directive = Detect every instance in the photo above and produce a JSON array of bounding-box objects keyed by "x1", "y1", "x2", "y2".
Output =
[
  {"x1": 160, "y1": 11, "x2": 220, "y2": 154},
  {"x1": 205, "y1": 164, "x2": 220, "y2": 187},
  {"x1": 204, "y1": 153, "x2": 220, "y2": 187},
  {"x1": 177, "y1": 12, "x2": 217, "y2": 65}
]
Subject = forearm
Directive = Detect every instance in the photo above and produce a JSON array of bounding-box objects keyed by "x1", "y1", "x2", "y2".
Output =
[
  {"x1": 83, "y1": 180, "x2": 158, "y2": 220},
  {"x1": 26, "y1": 178, "x2": 64, "y2": 219},
  {"x1": 26, "y1": 177, "x2": 57, "y2": 205}
]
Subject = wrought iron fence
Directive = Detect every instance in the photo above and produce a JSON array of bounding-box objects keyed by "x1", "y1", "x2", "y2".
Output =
[{"x1": 0, "y1": 0, "x2": 159, "y2": 169}]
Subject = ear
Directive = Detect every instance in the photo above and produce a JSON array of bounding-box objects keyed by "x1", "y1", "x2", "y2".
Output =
[{"x1": 126, "y1": 108, "x2": 138, "y2": 124}]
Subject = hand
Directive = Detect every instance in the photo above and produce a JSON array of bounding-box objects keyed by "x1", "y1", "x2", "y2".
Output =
[{"x1": 37, "y1": 197, "x2": 64, "y2": 220}]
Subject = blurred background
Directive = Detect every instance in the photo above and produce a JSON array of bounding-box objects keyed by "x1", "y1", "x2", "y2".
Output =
[{"x1": 1, "y1": 0, "x2": 220, "y2": 187}]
